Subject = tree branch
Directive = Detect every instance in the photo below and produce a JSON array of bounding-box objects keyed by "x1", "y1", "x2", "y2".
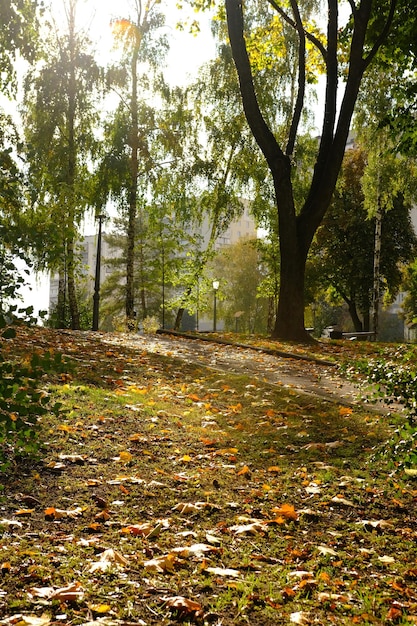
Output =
[
  {"x1": 363, "y1": 0, "x2": 397, "y2": 69},
  {"x1": 225, "y1": 0, "x2": 285, "y2": 171},
  {"x1": 286, "y1": 0, "x2": 305, "y2": 157},
  {"x1": 267, "y1": 0, "x2": 327, "y2": 62}
]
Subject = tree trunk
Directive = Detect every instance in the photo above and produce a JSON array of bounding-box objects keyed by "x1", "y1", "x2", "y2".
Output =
[
  {"x1": 56, "y1": 267, "x2": 67, "y2": 328},
  {"x1": 67, "y1": 237, "x2": 80, "y2": 330},
  {"x1": 347, "y1": 300, "x2": 363, "y2": 332},
  {"x1": 126, "y1": 45, "x2": 140, "y2": 327}
]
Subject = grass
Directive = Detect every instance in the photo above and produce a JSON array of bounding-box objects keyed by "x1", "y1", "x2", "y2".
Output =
[{"x1": 0, "y1": 327, "x2": 417, "y2": 625}]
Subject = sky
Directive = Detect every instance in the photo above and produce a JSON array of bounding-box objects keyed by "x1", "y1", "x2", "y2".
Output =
[{"x1": 16, "y1": 0, "x2": 217, "y2": 313}]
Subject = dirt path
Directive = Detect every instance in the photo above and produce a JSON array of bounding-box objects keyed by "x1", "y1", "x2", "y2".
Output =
[{"x1": 100, "y1": 331, "x2": 379, "y2": 409}]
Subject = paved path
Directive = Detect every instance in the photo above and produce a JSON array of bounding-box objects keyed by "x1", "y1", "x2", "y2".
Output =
[{"x1": 101, "y1": 332, "x2": 384, "y2": 410}]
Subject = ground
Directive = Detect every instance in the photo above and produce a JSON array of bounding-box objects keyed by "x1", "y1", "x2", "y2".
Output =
[{"x1": 0, "y1": 328, "x2": 416, "y2": 626}]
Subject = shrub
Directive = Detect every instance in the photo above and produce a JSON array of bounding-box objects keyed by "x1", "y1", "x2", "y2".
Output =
[
  {"x1": 354, "y1": 358, "x2": 417, "y2": 468},
  {"x1": 0, "y1": 316, "x2": 64, "y2": 471}
]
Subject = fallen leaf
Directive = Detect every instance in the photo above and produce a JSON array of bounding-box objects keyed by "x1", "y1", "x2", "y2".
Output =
[
  {"x1": 229, "y1": 521, "x2": 266, "y2": 536},
  {"x1": 89, "y1": 549, "x2": 129, "y2": 573},
  {"x1": 271, "y1": 503, "x2": 298, "y2": 521},
  {"x1": 173, "y1": 501, "x2": 221, "y2": 515},
  {"x1": 330, "y1": 495, "x2": 356, "y2": 507},
  {"x1": 29, "y1": 582, "x2": 84, "y2": 602},
  {"x1": 378, "y1": 555, "x2": 395, "y2": 564},
  {"x1": 163, "y1": 596, "x2": 203, "y2": 618},
  {"x1": 171, "y1": 543, "x2": 220, "y2": 557},
  {"x1": 44, "y1": 507, "x2": 84, "y2": 520},
  {"x1": 1, "y1": 615, "x2": 51, "y2": 626},
  {"x1": 143, "y1": 553, "x2": 177, "y2": 573},
  {"x1": 290, "y1": 611, "x2": 311, "y2": 624},
  {"x1": 206, "y1": 566, "x2": 240, "y2": 577},
  {"x1": 316, "y1": 545, "x2": 338, "y2": 556}
]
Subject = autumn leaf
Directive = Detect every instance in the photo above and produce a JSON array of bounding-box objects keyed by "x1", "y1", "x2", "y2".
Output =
[
  {"x1": 339, "y1": 406, "x2": 353, "y2": 416},
  {"x1": 44, "y1": 506, "x2": 84, "y2": 520},
  {"x1": 237, "y1": 465, "x2": 251, "y2": 476},
  {"x1": 229, "y1": 521, "x2": 266, "y2": 536},
  {"x1": 205, "y1": 566, "x2": 240, "y2": 578},
  {"x1": 270, "y1": 503, "x2": 298, "y2": 521},
  {"x1": 173, "y1": 501, "x2": 221, "y2": 515},
  {"x1": 267, "y1": 466, "x2": 281, "y2": 473},
  {"x1": 171, "y1": 543, "x2": 220, "y2": 558},
  {"x1": 163, "y1": 596, "x2": 203, "y2": 618},
  {"x1": 88, "y1": 603, "x2": 112, "y2": 614},
  {"x1": 15, "y1": 509, "x2": 34, "y2": 517},
  {"x1": 114, "y1": 451, "x2": 133, "y2": 464},
  {"x1": 144, "y1": 553, "x2": 177, "y2": 573},
  {"x1": 89, "y1": 549, "x2": 129, "y2": 573},
  {"x1": 29, "y1": 582, "x2": 84, "y2": 602}
]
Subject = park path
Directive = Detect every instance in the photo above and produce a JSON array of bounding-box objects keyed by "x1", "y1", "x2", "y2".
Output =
[{"x1": 100, "y1": 331, "x2": 380, "y2": 410}]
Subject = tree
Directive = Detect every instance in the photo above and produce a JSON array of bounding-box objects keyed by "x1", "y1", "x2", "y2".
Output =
[
  {"x1": 22, "y1": 0, "x2": 101, "y2": 329},
  {"x1": 212, "y1": 237, "x2": 268, "y2": 333},
  {"x1": 309, "y1": 146, "x2": 417, "y2": 332},
  {"x1": 108, "y1": 2, "x2": 169, "y2": 329},
  {"x1": 189, "y1": 0, "x2": 404, "y2": 341},
  {"x1": 401, "y1": 261, "x2": 417, "y2": 329},
  {"x1": 0, "y1": 0, "x2": 42, "y2": 96}
]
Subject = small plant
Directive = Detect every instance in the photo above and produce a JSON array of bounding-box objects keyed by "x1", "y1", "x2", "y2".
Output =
[
  {"x1": 142, "y1": 315, "x2": 159, "y2": 334},
  {"x1": 353, "y1": 358, "x2": 417, "y2": 468},
  {"x1": 0, "y1": 316, "x2": 65, "y2": 471}
]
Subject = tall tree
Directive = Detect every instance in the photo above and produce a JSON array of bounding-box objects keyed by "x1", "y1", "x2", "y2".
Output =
[
  {"x1": 22, "y1": 0, "x2": 101, "y2": 329},
  {"x1": 109, "y1": 1, "x2": 169, "y2": 328},
  {"x1": 189, "y1": 0, "x2": 405, "y2": 341}
]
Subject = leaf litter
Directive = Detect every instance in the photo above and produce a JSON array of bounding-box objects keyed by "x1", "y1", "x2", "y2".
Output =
[{"x1": 1, "y1": 327, "x2": 417, "y2": 625}]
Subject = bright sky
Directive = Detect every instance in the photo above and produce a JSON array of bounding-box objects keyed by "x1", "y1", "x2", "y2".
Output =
[{"x1": 47, "y1": 0, "x2": 217, "y2": 86}]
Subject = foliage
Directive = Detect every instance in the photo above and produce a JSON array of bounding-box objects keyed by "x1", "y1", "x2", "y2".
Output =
[
  {"x1": 0, "y1": 0, "x2": 42, "y2": 96},
  {"x1": 401, "y1": 259, "x2": 417, "y2": 327},
  {"x1": 22, "y1": 0, "x2": 102, "y2": 329},
  {"x1": 186, "y1": 0, "x2": 405, "y2": 341},
  {"x1": 211, "y1": 238, "x2": 269, "y2": 333},
  {"x1": 0, "y1": 317, "x2": 65, "y2": 471},
  {"x1": 353, "y1": 355, "x2": 417, "y2": 468},
  {"x1": 308, "y1": 146, "x2": 417, "y2": 332}
]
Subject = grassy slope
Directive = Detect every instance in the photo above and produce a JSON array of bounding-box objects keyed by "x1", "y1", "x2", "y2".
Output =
[{"x1": 1, "y1": 328, "x2": 417, "y2": 626}]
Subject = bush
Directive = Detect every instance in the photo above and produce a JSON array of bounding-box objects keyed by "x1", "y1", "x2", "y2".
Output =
[
  {"x1": 0, "y1": 316, "x2": 65, "y2": 471},
  {"x1": 354, "y1": 358, "x2": 417, "y2": 468}
]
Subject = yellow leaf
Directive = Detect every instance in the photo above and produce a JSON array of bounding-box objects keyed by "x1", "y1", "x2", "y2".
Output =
[
  {"x1": 181, "y1": 454, "x2": 192, "y2": 462},
  {"x1": 268, "y1": 466, "x2": 282, "y2": 473},
  {"x1": 118, "y1": 451, "x2": 133, "y2": 463},
  {"x1": 89, "y1": 604, "x2": 112, "y2": 614},
  {"x1": 237, "y1": 465, "x2": 250, "y2": 476}
]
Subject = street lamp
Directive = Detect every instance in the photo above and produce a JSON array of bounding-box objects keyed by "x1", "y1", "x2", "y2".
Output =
[
  {"x1": 213, "y1": 279, "x2": 219, "y2": 332},
  {"x1": 92, "y1": 214, "x2": 104, "y2": 331}
]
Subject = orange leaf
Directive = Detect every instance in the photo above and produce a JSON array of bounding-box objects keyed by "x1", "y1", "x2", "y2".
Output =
[
  {"x1": 339, "y1": 406, "x2": 353, "y2": 416},
  {"x1": 271, "y1": 503, "x2": 298, "y2": 521},
  {"x1": 237, "y1": 465, "x2": 251, "y2": 476},
  {"x1": 268, "y1": 466, "x2": 282, "y2": 473}
]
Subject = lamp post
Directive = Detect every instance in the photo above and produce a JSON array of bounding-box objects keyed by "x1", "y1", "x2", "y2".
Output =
[
  {"x1": 92, "y1": 214, "x2": 104, "y2": 331},
  {"x1": 212, "y1": 279, "x2": 219, "y2": 332}
]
